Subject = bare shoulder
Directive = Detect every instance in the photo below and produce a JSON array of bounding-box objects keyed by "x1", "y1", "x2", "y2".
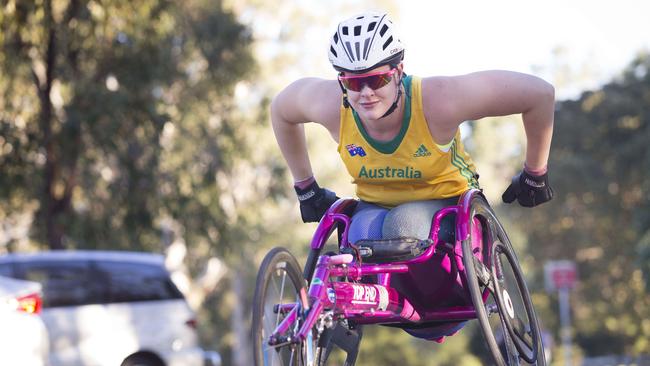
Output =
[
  {"x1": 420, "y1": 74, "x2": 481, "y2": 113},
  {"x1": 420, "y1": 75, "x2": 455, "y2": 108},
  {"x1": 273, "y1": 78, "x2": 342, "y2": 128},
  {"x1": 421, "y1": 71, "x2": 553, "y2": 123},
  {"x1": 419, "y1": 76, "x2": 462, "y2": 133}
]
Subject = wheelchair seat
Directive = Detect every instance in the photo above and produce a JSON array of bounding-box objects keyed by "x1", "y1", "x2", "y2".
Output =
[
  {"x1": 339, "y1": 209, "x2": 457, "y2": 264},
  {"x1": 340, "y1": 237, "x2": 434, "y2": 264}
]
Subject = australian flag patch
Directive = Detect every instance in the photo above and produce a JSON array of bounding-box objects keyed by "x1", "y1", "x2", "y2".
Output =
[{"x1": 346, "y1": 144, "x2": 367, "y2": 157}]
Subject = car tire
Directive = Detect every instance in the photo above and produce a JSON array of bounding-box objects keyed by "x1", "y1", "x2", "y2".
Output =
[{"x1": 121, "y1": 354, "x2": 164, "y2": 366}]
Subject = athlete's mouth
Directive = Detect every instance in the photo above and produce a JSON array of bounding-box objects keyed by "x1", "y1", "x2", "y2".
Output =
[{"x1": 360, "y1": 101, "x2": 379, "y2": 108}]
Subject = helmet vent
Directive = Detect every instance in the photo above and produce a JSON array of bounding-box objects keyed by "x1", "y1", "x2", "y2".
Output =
[
  {"x1": 329, "y1": 12, "x2": 404, "y2": 72},
  {"x1": 382, "y1": 36, "x2": 393, "y2": 50},
  {"x1": 362, "y1": 38, "x2": 370, "y2": 59},
  {"x1": 345, "y1": 42, "x2": 355, "y2": 61},
  {"x1": 379, "y1": 24, "x2": 389, "y2": 37}
]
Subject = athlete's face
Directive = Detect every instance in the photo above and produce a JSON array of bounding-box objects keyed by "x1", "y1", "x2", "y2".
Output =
[{"x1": 341, "y1": 64, "x2": 402, "y2": 122}]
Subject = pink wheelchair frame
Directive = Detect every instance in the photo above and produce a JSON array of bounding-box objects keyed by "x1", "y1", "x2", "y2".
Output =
[
  {"x1": 273, "y1": 188, "x2": 483, "y2": 335},
  {"x1": 257, "y1": 188, "x2": 543, "y2": 366}
]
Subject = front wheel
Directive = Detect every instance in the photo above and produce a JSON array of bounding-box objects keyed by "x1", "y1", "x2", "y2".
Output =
[
  {"x1": 461, "y1": 195, "x2": 546, "y2": 366},
  {"x1": 252, "y1": 247, "x2": 321, "y2": 366}
]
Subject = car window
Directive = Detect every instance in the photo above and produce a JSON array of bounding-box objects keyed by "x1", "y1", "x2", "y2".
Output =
[
  {"x1": 95, "y1": 261, "x2": 184, "y2": 303},
  {"x1": 0, "y1": 263, "x2": 14, "y2": 277},
  {"x1": 16, "y1": 261, "x2": 107, "y2": 307}
]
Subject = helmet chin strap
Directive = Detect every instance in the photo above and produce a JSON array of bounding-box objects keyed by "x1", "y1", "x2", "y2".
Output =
[
  {"x1": 337, "y1": 79, "x2": 351, "y2": 109},
  {"x1": 379, "y1": 86, "x2": 402, "y2": 119},
  {"x1": 379, "y1": 72, "x2": 403, "y2": 119}
]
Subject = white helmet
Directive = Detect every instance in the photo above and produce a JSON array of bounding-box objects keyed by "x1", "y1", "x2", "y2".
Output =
[{"x1": 328, "y1": 12, "x2": 404, "y2": 73}]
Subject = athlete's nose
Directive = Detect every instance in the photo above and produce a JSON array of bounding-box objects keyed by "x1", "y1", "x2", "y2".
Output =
[{"x1": 359, "y1": 84, "x2": 375, "y2": 97}]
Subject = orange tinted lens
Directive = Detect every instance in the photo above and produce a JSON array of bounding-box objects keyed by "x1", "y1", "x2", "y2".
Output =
[
  {"x1": 340, "y1": 71, "x2": 393, "y2": 92},
  {"x1": 366, "y1": 74, "x2": 392, "y2": 90}
]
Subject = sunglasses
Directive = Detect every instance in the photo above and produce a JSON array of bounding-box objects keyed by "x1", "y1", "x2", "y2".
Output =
[{"x1": 338, "y1": 68, "x2": 397, "y2": 92}]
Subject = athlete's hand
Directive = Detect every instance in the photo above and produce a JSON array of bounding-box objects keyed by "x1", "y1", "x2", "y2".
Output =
[
  {"x1": 502, "y1": 169, "x2": 553, "y2": 207},
  {"x1": 294, "y1": 180, "x2": 339, "y2": 223}
]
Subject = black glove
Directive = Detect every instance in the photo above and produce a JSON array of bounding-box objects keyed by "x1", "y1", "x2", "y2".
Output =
[
  {"x1": 294, "y1": 180, "x2": 339, "y2": 223},
  {"x1": 502, "y1": 169, "x2": 553, "y2": 207}
]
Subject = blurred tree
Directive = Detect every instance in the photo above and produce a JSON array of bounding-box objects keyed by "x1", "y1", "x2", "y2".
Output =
[
  {"x1": 0, "y1": 2, "x2": 284, "y2": 364},
  {"x1": 200, "y1": 2, "x2": 421, "y2": 365},
  {"x1": 500, "y1": 54, "x2": 650, "y2": 357},
  {"x1": 0, "y1": 0, "x2": 258, "y2": 252}
]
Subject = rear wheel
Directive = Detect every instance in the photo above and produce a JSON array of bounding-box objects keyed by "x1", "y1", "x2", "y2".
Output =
[
  {"x1": 461, "y1": 195, "x2": 546, "y2": 366},
  {"x1": 252, "y1": 247, "x2": 321, "y2": 366}
]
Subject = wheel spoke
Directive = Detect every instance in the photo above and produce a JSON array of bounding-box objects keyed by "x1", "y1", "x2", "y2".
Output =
[
  {"x1": 288, "y1": 346, "x2": 295, "y2": 365},
  {"x1": 262, "y1": 344, "x2": 278, "y2": 366},
  {"x1": 500, "y1": 314, "x2": 520, "y2": 365},
  {"x1": 459, "y1": 195, "x2": 545, "y2": 366},
  {"x1": 512, "y1": 316, "x2": 534, "y2": 350},
  {"x1": 492, "y1": 240, "x2": 541, "y2": 364},
  {"x1": 486, "y1": 302, "x2": 499, "y2": 315},
  {"x1": 275, "y1": 270, "x2": 287, "y2": 327},
  {"x1": 253, "y1": 249, "x2": 311, "y2": 366},
  {"x1": 473, "y1": 255, "x2": 493, "y2": 289},
  {"x1": 494, "y1": 249, "x2": 505, "y2": 282},
  {"x1": 262, "y1": 342, "x2": 281, "y2": 366}
]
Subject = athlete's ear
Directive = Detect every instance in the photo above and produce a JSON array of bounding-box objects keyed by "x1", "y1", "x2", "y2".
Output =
[
  {"x1": 395, "y1": 63, "x2": 404, "y2": 84},
  {"x1": 393, "y1": 62, "x2": 404, "y2": 87}
]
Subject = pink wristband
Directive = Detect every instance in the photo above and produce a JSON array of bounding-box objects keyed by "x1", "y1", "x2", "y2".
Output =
[
  {"x1": 524, "y1": 163, "x2": 548, "y2": 176},
  {"x1": 294, "y1": 176, "x2": 315, "y2": 190}
]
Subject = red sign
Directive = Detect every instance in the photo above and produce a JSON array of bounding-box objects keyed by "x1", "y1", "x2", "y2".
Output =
[{"x1": 544, "y1": 260, "x2": 577, "y2": 292}]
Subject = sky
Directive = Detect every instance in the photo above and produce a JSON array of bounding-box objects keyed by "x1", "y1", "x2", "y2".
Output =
[
  {"x1": 278, "y1": 0, "x2": 650, "y2": 100},
  {"x1": 391, "y1": 1, "x2": 650, "y2": 99},
  {"x1": 237, "y1": 0, "x2": 650, "y2": 193},
  {"x1": 229, "y1": 1, "x2": 650, "y2": 197}
]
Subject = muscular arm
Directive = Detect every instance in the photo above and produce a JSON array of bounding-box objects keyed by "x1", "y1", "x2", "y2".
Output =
[
  {"x1": 270, "y1": 78, "x2": 341, "y2": 181},
  {"x1": 423, "y1": 71, "x2": 555, "y2": 170}
]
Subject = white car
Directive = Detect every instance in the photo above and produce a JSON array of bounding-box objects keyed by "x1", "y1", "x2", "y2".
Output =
[
  {"x1": 0, "y1": 250, "x2": 220, "y2": 366},
  {"x1": 0, "y1": 275, "x2": 49, "y2": 366}
]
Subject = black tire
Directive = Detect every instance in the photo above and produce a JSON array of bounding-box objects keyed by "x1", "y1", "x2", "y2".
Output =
[
  {"x1": 252, "y1": 247, "x2": 321, "y2": 366},
  {"x1": 121, "y1": 354, "x2": 163, "y2": 366},
  {"x1": 303, "y1": 247, "x2": 323, "y2": 283},
  {"x1": 461, "y1": 195, "x2": 546, "y2": 366}
]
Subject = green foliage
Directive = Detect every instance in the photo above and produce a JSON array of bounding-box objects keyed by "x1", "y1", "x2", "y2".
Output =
[
  {"x1": 0, "y1": 0, "x2": 259, "y2": 252},
  {"x1": 4, "y1": 0, "x2": 649, "y2": 362},
  {"x1": 1, "y1": 2, "x2": 291, "y2": 363},
  {"x1": 341, "y1": 325, "x2": 480, "y2": 366},
  {"x1": 503, "y1": 54, "x2": 650, "y2": 356}
]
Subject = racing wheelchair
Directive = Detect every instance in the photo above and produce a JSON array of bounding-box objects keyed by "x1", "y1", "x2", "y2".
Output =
[{"x1": 252, "y1": 189, "x2": 546, "y2": 365}]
